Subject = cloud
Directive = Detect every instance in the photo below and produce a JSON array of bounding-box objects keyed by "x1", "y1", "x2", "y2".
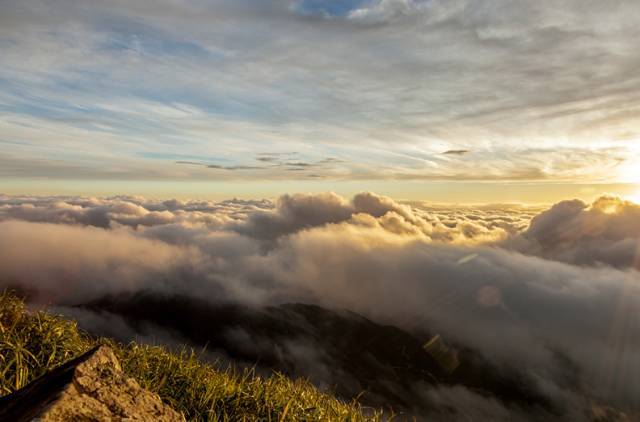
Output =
[
  {"x1": 443, "y1": 149, "x2": 470, "y2": 156},
  {"x1": 206, "y1": 164, "x2": 264, "y2": 171},
  {"x1": 506, "y1": 195, "x2": 640, "y2": 270},
  {"x1": 348, "y1": 0, "x2": 428, "y2": 23},
  {"x1": 421, "y1": 386, "x2": 530, "y2": 422},
  {"x1": 0, "y1": 220, "x2": 202, "y2": 303},
  {"x1": 175, "y1": 161, "x2": 207, "y2": 166},
  {"x1": 231, "y1": 192, "x2": 354, "y2": 241},
  {"x1": 230, "y1": 191, "x2": 509, "y2": 243},
  {"x1": 1, "y1": 192, "x2": 640, "y2": 418},
  {"x1": 1, "y1": 1, "x2": 640, "y2": 183},
  {"x1": 256, "y1": 156, "x2": 280, "y2": 163}
]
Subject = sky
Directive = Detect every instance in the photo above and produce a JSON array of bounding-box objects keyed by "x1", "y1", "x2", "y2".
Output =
[
  {"x1": 2, "y1": 4, "x2": 640, "y2": 417},
  {"x1": 1, "y1": 0, "x2": 640, "y2": 202}
]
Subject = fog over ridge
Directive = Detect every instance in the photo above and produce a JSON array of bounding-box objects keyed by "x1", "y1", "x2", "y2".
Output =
[{"x1": 1, "y1": 191, "x2": 639, "y2": 420}]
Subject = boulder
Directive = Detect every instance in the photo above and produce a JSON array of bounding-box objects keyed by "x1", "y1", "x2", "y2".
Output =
[{"x1": 0, "y1": 345, "x2": 184, "y2": 422}]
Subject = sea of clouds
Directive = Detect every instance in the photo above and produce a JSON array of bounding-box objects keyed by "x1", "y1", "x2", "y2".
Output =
[{"x1": 1, "y1": 192, "x2": 639, "y2": 420}]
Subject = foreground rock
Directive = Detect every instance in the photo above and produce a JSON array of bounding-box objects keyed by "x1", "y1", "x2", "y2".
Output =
[{"x1": 0, "y1": 345, "x2": 184, "y2": 422}]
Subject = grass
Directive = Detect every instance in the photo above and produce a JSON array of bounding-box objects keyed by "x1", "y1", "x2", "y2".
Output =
[{"x1": 0, "y1": 290, "x2": 381, "y2": 421}]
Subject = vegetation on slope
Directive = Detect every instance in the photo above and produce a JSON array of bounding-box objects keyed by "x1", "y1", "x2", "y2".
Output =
[{"x1": 0, "y1": 291, "x2": 380, "y2": 421}]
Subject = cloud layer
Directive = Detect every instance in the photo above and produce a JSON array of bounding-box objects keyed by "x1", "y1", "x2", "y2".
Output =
[
  {"x1": 1, "y1": 0, "x2": 639, "y2": 182},
  {"x1": 507, "y1": 196, "x2": 640, "y2": 270},
  {"x1": 1, "y1": 192, "x2": 640, "y2": 419}
]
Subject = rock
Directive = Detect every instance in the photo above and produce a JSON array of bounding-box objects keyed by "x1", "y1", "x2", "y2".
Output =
[{"x1": 0, "y1": 346, "x2": 184, "y2": 422}]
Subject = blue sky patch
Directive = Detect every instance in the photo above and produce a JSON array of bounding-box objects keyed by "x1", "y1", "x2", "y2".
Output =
[{"x1": 295, "y1": 0, "x2": 371, "y2": 17}]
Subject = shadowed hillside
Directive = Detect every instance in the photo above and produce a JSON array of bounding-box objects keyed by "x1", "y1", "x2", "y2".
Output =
[
  {"x1": 0, "y1": 291, "x2": 380, "y2": 421},
  {"x1": 79, "y1": 292, "x2": 562, "y2": 419}
]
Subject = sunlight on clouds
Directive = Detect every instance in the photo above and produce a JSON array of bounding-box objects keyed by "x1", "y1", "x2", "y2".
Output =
[{"x1": 3, "y1": 192, "x2": 640, "y2": 418}]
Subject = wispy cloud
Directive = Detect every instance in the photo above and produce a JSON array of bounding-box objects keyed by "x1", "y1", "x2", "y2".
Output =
[
  {"x1": 443, "y1": 149, "x2": 470, "y2": 156},
  {"x1": 1, "y1": 0, "x2": 639, "y2": 184}
]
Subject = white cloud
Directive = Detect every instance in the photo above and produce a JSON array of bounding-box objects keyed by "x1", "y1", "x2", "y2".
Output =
[
  {"x1": 506, "y1": 195, "x2": 640, "y2": 269},
  {"x1": 348, "y1": 0, "x2": 428, "y2": 23}
]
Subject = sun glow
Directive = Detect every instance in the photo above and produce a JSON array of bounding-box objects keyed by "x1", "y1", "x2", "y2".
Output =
[
  {"x1": 628, "y1": 191, "x2": 640, "y2": 204},
  {"x1": 618, "y1": 160, "x2": 640, "y2": 184},
  {"x1": 614, "y1": 160, "x2": 640, "y2": 203}
]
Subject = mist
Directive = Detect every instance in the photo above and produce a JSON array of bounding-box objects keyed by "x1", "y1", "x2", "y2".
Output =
[{"x1": 1, "y1": 192, "x2": 639, "y2": 420}]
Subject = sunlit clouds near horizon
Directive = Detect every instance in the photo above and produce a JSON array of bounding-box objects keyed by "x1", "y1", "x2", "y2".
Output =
[{"x1": 2, "y1": 190, "x2": 640, "y2": 419}]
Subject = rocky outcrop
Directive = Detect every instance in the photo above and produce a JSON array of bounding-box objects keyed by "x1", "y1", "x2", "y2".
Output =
[{"x1": 0, "y1": 345, "x2": 184, "y2": 422}]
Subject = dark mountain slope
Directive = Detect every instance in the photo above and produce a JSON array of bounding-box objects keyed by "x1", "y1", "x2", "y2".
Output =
[{"x1": 79, "y1": 292, "x2": 561, "y2": 418}]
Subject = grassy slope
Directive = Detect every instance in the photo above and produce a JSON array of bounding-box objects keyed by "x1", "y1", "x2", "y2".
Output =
[{"x1": 0, "y1": 291, "x2": 381, "y2": 421}]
